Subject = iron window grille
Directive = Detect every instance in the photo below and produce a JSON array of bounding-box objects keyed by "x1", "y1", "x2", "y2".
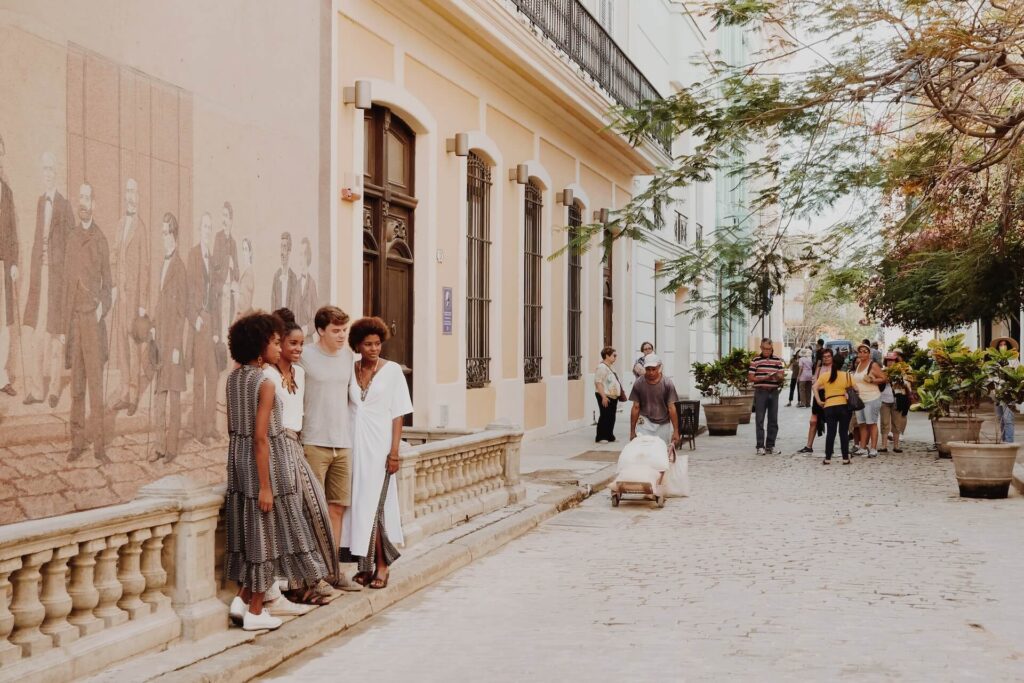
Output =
[
  {"x1": 675, "y1": 210, "x2": 688, "y2": 244},
  {"x1": 567, "y1": 202, "x2": 583, "y2": 380},
  {"x1": 524, "y1": 182, "x2": 544, "y2": 383},
  {"x1": 466, "y1": 152, "x2": 492, "y2": 388},
  {"x1": 509, "y1": 0, "x2": 671, "y2": 154},
  {"x1": 695, "y1": 222, "x2": 704, "y2": 250}
]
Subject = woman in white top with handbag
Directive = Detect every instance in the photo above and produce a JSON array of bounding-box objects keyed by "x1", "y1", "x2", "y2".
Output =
[
  {"x1": 851, "y1": 343, "x2": 887, "y2": 457},
  {"x1": 595, "y1": 346, "x2": 625, "y2": 443}
]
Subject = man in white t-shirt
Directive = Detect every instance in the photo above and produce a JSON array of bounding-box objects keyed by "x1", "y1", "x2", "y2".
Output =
[{"x1": 299, "y1": 304, "x2": 360, "y2": 590}]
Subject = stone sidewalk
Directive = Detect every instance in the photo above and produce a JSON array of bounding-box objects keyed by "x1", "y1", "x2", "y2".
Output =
[{"x1": 262, "y1": 405, "x2": 1024, "y2": 682}]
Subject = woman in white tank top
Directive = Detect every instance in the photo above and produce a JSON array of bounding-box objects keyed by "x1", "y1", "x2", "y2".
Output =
[{"x1": 851, "y1": 343, "x2": 887, "y2": 457}]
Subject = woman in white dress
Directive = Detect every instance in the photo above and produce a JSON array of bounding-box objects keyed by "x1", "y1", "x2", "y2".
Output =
[{"x1": 345, "y1": 317, "x2": 413, "y2": 589}]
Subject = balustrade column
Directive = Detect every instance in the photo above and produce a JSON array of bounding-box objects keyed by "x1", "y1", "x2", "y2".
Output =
[
  {"x1": 9, "y1": 549, "x2": 53, "y2": 657},
  {"x1": 68, "y1": 538, "x2": 105, "y2": 636},
  {"x1": 0, "y1": 557, "x2": 23, "y2": 665},
  {"x1": 93, "y1": 533, "x2": 129, "y2": 628},
  {"x1": 117, "y1": 528, "x2": 152, "y2": 619},
  {"x1": 140, "y1": 524, "x2": 172, "y2": 611},
  {"x1": 40, "y1": 543, "x2": 79, "y2": 646}
]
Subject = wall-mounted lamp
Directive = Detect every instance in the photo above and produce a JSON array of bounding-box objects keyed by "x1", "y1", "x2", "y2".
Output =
[
  {"x1": 594, "y1": 208, "x2": 610, "y2": 223},
  {"x1": 508, "y1": 164, "x2": 529, "y2": 184},
  {"x1": 340, "y1": 173, "x2": 363, "y2": 202},
  {"x1": 557, "y1": 188, "x2": 574, "y2": 205},
  {"x1": 445, "y1": 133, "x2": 469, "y2": 157},
  {"x1": 342, "y1": 80, "x2": 372, "y2": 109}
]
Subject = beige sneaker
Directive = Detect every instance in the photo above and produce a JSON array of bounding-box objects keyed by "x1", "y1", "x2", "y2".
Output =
[
  {"x1": 333, "y1": 574, "x2": 363, "y2": 592},
  {"x1": 266, "y1": 594, "x2": 314, "y2": 616}
]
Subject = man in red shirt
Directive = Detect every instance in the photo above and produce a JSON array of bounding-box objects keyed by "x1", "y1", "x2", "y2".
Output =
[{"x1": 748, "y1": 338, "x2": 785, "y2": 455}]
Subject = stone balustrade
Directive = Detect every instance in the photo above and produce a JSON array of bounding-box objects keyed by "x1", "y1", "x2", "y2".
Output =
[
  {"x1": 402, "y1": 427, "x2": 478, "y2": 446},
  {"x1": 0, "y1": 428, "x2": 524, "y2": 682},
  {"x1": 397, "y1": 424, "x2": 525, "y2": 546},
  {"x1": 0, "y1": 476, "x2": 224, "y2": 683}
]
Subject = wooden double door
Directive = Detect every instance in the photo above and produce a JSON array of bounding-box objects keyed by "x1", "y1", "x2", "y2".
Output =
[{"x1": 363, "y1": 106, "x2": 416, "y2": 396}]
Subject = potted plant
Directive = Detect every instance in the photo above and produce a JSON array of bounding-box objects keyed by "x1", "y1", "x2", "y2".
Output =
[
  {"x1": 719, "y1": 348, "x2": 755, "y2": 424},
  {"x1": 911, "y1": 336, "x2": 985, "y2": 457},
  {"x1": 947, "y1": 348, "x2": 1024, "y2": 499},
  {"x1": 693, "y1": 360, "x2": 740, "y2": 436}
]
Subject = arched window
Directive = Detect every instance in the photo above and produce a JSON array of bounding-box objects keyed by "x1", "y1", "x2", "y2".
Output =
[
  {"x1": 466, "y1": 152, "x2": 491, "y2": 388},
  {"x1": 524, "y1": 181, "x2": 543, "y2": 383},
  {"x1": 567, "y1": 202, "x2": 583, "y2": 380}
]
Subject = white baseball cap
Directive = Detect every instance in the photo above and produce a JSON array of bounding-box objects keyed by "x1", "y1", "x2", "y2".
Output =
[{"x1": 643, "y1": 354, "x2": 662, "y2": 368}]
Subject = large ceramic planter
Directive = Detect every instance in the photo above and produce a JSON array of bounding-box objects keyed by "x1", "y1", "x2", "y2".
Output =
[
  {"x1": 948, "y1": 441, "x2": 1020, "y2": 499},
  {"x1": 931, "y1": 416, "x2": 983, "y2": 458},
  {"x1": 703, "y1": 403, "x2": 739, "y2": 436},
  {"x1": 721, "y1": 394, "x2": 753, "y2": 425}
]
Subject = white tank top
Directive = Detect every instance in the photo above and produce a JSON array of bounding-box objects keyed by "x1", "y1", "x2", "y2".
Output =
[{"x1": 853, "y1": 362, "x2": 881, "y2": 402}]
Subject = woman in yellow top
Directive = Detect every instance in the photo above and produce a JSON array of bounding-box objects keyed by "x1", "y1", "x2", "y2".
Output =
[{"x1": 812, "y1": 348, "x2": 854, "y2": 464}]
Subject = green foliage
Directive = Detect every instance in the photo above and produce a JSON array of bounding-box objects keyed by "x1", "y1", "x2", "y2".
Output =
[
  {"x1": 889, "y1": 336, "x2": 931, "y2": 376},
  {"x1": 692, "y1": 360, "x2": 727, "y2": 401},
  {"x1": 720, "y1": 347, "x2": 756, "y2": 394}
]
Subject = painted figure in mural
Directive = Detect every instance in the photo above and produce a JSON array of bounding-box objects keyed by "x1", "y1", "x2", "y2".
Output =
[
  {"x1": 150, "y1": 213, "x2": 188, "y2": 463},
  {"x1": 296, "y1": 236, "x2": 318, "y2": 335},
  {"x1": 187, "y1": 212, "x2": 221, "y2": 445},
  {"x1": 0, "y1": 133, "x2": 19, "y2": 397},
  {"x1": 234, "y1": 237, "x2": 254, "y2": 320},
  {"x1": 271, "y1": 231, "x2": 297, "y2": 312},
  {"x1": 110, "y1": 177, "x2": 151, "y2": 415},
  {"x1": 24, "y1": 151, "x2": 74, "y2": 407},
  {"x1": 63, "y1": 182, "x2": 112, "y2": 462},
  {"x1": 213, "y1": 200, "x2": 239, "y2": 339}
]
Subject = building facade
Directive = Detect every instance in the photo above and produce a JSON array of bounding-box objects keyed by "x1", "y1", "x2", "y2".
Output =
[{"x1": 0, "y1": 0, "x2": 741, "y2": 522}]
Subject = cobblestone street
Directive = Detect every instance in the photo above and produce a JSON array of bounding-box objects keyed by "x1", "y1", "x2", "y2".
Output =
[{"x1": 264, "y1": 405, "x2": 1024, "y2": 681}]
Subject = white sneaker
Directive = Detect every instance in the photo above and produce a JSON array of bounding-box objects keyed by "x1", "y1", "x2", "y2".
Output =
[
  {"x1": 765, "y1": 448, "x2": 779, "y2": 455},
  {"x1": 242, "y1": 608, "x2": 282, "y2": 631},
  {"x1": 756, "y1": 447, "x2": 766, "y2": 456},
  {"x1": 229, "y1": 596, "x2": 246, "y2": 625},
  {"x1": 266, "y1": 594, "x2": 314, "y2": 616},
  {"x1": 265, "y1": 580, "x2": 284, "y2": 602}
]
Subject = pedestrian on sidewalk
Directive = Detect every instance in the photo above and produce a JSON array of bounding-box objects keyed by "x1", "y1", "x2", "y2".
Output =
[
  {"x1": 797, "y1": 347, "x2": 814, "y2": 407},
  {"x1": 748, "y1": 338, "x2": 785, "y2": 455},
  {"x1": 786, "y1": 350, "x2": 800, "y2": 406},
  {"x1": 852, "y1": 343, "x2": 886, "y2": 457},
  {"x1": 992, "y1": 337, "x2": 1019, "y2": 444},
  {"x1": 813, "y1": 338, "x2": 825, "y2": 372},
  {"x1": 263, "y1": 308, "x2": 341, "y2": 606},
  {"x1": 632, "y1": 341, "x2": 655, "y2": 378},
  {"x1": 594, "y1": 346, "x2": 624, "y2": 443},
  {"x1": 812, "y1": 348, "x2": 853, "y2": 464},
  {"x1": 878, "y1": 350, "x2": 910, "y2": 453},
  {"x1": 628, "y1": 354, "x2": 680, "y2": 447},
  {"x1": 347, "y1": 316, "x2": 413, "y2": 590},
  {"x1": 224, "y1": 311, "x2": 329, "y2": 632},
  {"x1": 299, "y1": 305, "x2": 362, "y2": 592},
  {"x1": 870, "y1": 340, "x2": 883, "y2": 365}
]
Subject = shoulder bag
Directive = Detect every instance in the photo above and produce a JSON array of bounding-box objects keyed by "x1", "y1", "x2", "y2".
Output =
[{"x1": 846, "y1": 372, "x2": 864, "y2": 412}]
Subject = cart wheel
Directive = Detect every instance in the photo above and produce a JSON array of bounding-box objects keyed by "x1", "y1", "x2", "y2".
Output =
[
  {"x1": 656, "y1": 495, "x2": 666, "y2": 508},
  {"x1": 611, "y1": 493, "x2": 620, "y2": 507}
]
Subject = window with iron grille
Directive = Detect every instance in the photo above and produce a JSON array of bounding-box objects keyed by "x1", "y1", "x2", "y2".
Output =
[
  {"x1": 675, "y1": 210, "x2": 688, "y2": 244},
  {"x1": 524, "y1": 182, "x2": 543, "y2": 383},
  {"x1": 695, "y1": 222, "x2": 704, "y2": 249},
  {"x1": 466, "y1": 152, "x2": 491, "y2": 388},
  {"x1": 567, "y1": 202, "x2": 583, "y2": 380}
]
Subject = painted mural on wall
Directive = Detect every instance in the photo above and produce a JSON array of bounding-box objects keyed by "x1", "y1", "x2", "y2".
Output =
[{"x1": 0, "y1": 36, "x2": 321, "y2": 524}]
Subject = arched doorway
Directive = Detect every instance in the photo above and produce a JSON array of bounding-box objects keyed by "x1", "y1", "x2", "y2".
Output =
[{"x1": 363, "y1": 105, "x2": 416, "y2": 393}]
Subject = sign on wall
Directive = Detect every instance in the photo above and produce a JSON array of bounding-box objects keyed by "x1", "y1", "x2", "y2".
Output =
[{"x1": 442, "y1": 286, "x2": 452, "y2": 335}]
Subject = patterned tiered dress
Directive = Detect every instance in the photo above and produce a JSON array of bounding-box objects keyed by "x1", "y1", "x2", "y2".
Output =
[{"x1": 224, "y1": 364, "x2": 329, "y2": 593}]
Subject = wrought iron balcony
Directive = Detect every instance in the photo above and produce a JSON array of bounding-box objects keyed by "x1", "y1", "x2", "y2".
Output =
[{"x1": 509, "y1": 0, "x2": 672, "y2": 155}]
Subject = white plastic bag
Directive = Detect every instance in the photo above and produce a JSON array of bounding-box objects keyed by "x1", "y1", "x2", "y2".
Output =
[{"x1": 663, "y1": 448, "x2": 690, "y2": 497}]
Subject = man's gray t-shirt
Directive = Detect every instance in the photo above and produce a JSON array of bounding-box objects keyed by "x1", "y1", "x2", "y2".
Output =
[
  {"x1": 628, "y1": 377, "x2": 679, "y2": 424},
  {"x1": 299, "y1": 344, "x2": 353, "y2": 448}
]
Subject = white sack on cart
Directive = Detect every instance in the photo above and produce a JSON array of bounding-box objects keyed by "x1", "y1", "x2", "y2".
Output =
[
  {"x1": 663, "y1": 450, "x2": 690, "y2": 497},
  {"x1": 616, "y1": 435, "x2": 670, "y2": 473}
]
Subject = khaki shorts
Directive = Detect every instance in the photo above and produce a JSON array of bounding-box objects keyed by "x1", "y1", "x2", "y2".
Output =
[{"x1": 303, "y1": 445, "x2": 352, "y2": 506}]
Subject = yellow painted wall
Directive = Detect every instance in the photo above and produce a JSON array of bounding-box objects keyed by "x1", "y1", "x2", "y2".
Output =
[
  {"x1": 568, "y1": 379, "x2": 585, "y2": 420},
  {"x1": 466, "y1": 386, "x2": 497, "y2": 428},
  {"x1": 524, "y1": 382, "x2": 548, "y2": 430},
  {"x1": 540, "y1": 138, "x2": 575, "y2": 378}
]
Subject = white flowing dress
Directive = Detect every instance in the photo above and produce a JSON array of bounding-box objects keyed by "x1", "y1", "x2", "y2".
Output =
[{"x1": 342, "y1": 360, "x2": 413, "y2": 557}]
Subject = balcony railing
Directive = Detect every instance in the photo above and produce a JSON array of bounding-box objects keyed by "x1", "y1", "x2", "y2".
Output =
[{"x1": 510, "y1": 0, "x2": 672, "y2": 155}]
